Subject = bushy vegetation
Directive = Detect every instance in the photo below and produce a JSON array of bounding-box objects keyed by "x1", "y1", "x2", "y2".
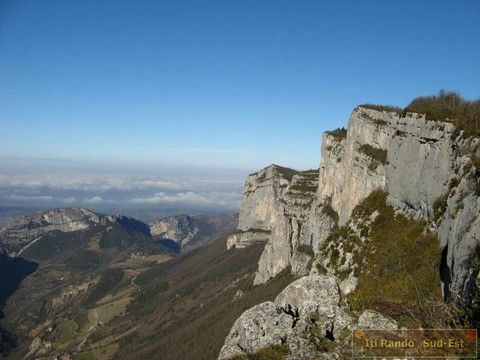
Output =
[
  {"x1": 275, "y1": 165, "x2": 300, "y2": 182},
  {"x1": 326, "y1": 127, "x2": 347, "y2": 140},
  {"x1": 309, "y1": 326, "x2": 335, "y2": 352},
  {"x1": 84, "y1": 268, "x2": 123, "y2": 305},
  {"x1": 469, "y1": 153, "x2": 480, "y2": 195},
  {"x1": 358, "y1": 144, "x2": 388, "y2": 170},
  {"x1": 352, "y1": 189, "x2": 389, "y2": 219},
  {"x1": 288, "y1": 171, "x2": 318, "y2": 193},
  {"x1": 321, "y1": 204, "x2": 339, "y2": 223},
  {"x1": 296, "y1": 244, "x2": 314, "y2": 257},
  {"x1": 227, "y1": 344, "x2": 290, "y2": 360},
  {"x1": 433, "y1": 193, "x2": 449, "y2": 220},
  {"x1": 405, "y1": 90, "x2": 480, "y2": 137},
  {"x1": 361, "y1": 90, "x2": 480, "y2": 139},
  {"x1": 360, "y1": 104, "x2": 402, "y2": 114},
  {"x1": 348, "y1": 191, "x2": 445, "y2": 327}
]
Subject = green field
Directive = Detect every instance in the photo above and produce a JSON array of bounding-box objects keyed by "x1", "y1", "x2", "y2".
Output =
[
  {"x1": 55, "y1": 318, "x2": 78, "y2": 344},
  {"x1": 73, "y1": 351, "x2": 95, "y2": 360}
]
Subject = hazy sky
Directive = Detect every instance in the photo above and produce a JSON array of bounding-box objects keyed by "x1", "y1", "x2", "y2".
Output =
[{"x1": 1, "y1": 0, "x2": 479, "y2": 213}]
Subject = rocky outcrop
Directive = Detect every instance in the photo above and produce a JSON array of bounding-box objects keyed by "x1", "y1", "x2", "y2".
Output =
[
  {"x1": 0, "y1": 208, "x2": 156, "y2": 256},
  {"x1": 0, "y1": 208, "x2": 102, "y2": 256},
  {"x1": 149, "y1": 214, "x2": 198, "y2": 247},
  {"x1": 218, "y1": 274, "x2": 397, "y2": 360},
  {"x1": 225, "y1": 164, "x2": 334, "y2": 287},
  {"x1": 45, "y1": 280, "x2": 94, "y2": 315},
  {"x1": 218, "y1": 275, "x2": 351, "y2": 359}
]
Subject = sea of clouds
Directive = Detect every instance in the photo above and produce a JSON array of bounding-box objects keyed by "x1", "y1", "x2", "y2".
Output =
[{"x1": 0, "y1": 159, "x2": 250, "y2": 216}]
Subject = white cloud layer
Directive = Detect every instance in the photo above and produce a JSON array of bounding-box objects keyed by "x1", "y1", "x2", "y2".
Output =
[{"x1": 0, "y1": 171, "x2": 245, "y2": 212}]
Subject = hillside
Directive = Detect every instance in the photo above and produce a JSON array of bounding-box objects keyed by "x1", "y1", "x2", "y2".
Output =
[{"x1": 0, "y1": 208, "x2": 240, "y2": 359}]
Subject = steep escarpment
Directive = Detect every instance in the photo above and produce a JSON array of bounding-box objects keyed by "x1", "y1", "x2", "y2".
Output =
[
  {"x1": 319, "y1": 107, "x2": 455, "y2": 225},
  {"x1": 221, "y1": 100, "x2": 480, "y2": 358},
  {"x1": 150, "y1": 213, "x2": 238, "y2": 251},
  {"x1": 226, "y1": 165, "x2": 297, "y2": 250},
  {"x1": 150, "y1": 214, "x2": 199, "y2": 248},
  {"x1": 254, "y1": 169, "x2": 336, "y2": 285},
  {"x1": 0, "y1": 208, "x2": 103, "y2": 256},
  {"x1": 226, "y1": 165, "x2": 337, "y2": 284},
  {"x1": 231, "y1": 105, "x2": 478, "y2": 298}
]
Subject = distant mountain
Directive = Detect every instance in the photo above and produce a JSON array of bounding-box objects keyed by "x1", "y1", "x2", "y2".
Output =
[
  {"x1": 0, "y1": 205, "x2": 45, "y2": 229},
  {"x1": 149, "y1": 213, "x2": 238, "y2": 250},
  {"x1": 0, "y1": 207, "x2": 239, "y2": 359},
  {"x1": 0, "y1": 207, "x2": 173, "y2": 358}
]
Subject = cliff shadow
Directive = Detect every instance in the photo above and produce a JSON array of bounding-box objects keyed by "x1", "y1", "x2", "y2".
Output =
[{"x1": 0, "y1": 254, "x2": 38, "y2": 319}]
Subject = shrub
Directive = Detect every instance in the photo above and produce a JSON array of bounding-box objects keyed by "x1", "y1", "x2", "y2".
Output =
[
  {"x1": 228, "y1": 344, "x2": 290, "y2": 360},
  {"x1": 404, "y1": 90, "x2": 480, "y2": 139},
  {"x1": 360, "y1": 104, "x2": 402, "y2": 115},
  {"x1": 309, "y1": 326, "x2": 335, "y2": 352},
  {"x1": 349, "y1": 194, "x2": 443, "y2": 321},
  {"x1": 321, "y1": 204, "x2": 339, "y2": 223},
  {"x1": 358, "y1": 144, "x2": 387, "y2": 170},
  {"x1": 352, "y1": 190, "x2": 388, "y2": 218},
  {"x1": 433, "y1": 193, "x2": 449, "y2": 220},
  {"x1": 326, "y1": 127, "x2": 347, "y2": 140},
  {"x1": 296, "y1": 244, "x2": 314, "y2": 257},
  {"x1": 449, "y1": 177, "x2": 460, "y2": 190}
]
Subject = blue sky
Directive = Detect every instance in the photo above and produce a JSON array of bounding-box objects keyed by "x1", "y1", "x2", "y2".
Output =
[{"x1": 0, "y1": 0, "x2": 479, "y2": 213}]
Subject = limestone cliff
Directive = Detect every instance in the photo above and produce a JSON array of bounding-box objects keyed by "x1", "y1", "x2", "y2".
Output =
[
  {"x1": 226, "y1": 165, "x2": 297, "y2": 250},
  {"x1": 0, "y1": 208, "x2": 153, "y2": 256},
  {"x1": 229, "y1": 105, "x2": 479, "y2": 301},
  {"x1": 219, "y1": 104, "x2": 479, "y2": 359},
  {"x1": 253, "y1": 169, "x2": 336, "y2": 285},
  {"x1": 438, "y1": 137, "x2": 480, "y2": 300},
  {"x1": 149, "y1": 214, "x2": 198, "y2": 247},
  {"x1": 0, "y1": 208, "x2": 102, "y2": 256},
  {"x1": 318, "y1": 107, "x2": 455, "y2": 225}
]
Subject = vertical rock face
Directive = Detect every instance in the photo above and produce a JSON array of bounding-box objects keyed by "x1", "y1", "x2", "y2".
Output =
[
  {"x1": 149, "y1": 214, "x2": 198, "y2": 247},
  {"x1": 226, "y1": 165, "x2": 297, "y2": 250},
  {"x1": 254, "y1": 170, "x2": 336, "y2": 285},
  {"x1": 318, "y1": 107, "x2": 455, "y2": 224},
  {"x1": 231, "y1": 106, "x2": 477, "y2": 299},
  {"x1": 238, "y1": 165, "x2": 296, "y2": 232},
  {"x1": 318, "y1": 108, "x2": 391, "y2": 225},
  {"x1": 385, "y1": 115, "x2": 455, "y2": 219},
  {"x1": 221, "y1": 104, "x2": 479, "y2": 359},
  {"x1": 438, "y1": 138, "x2": 480, "y2": 300}
]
